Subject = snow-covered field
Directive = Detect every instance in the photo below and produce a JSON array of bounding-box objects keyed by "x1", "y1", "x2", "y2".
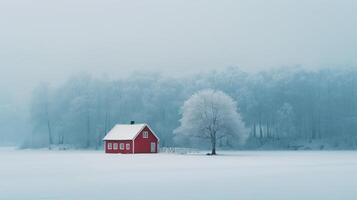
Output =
[{"x1": 0, "y1": 148, "x2": 356, "y2": 200}]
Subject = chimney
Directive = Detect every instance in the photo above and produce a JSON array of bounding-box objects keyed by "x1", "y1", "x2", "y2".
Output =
[{"x1": 130, "y1": 121, "x2": 135, "y2": 125}]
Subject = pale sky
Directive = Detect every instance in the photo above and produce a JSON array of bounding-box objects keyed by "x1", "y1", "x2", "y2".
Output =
[{"x1": 1, "y1": 0, "x2": 357, "y2": 99}]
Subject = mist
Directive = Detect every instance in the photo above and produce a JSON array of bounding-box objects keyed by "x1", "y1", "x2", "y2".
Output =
[
  {"x1": 1, "y1": 0, "x2": 357, "y2": 147},
  {"x1": 2, "y1": 0, "x2": 357, "y2": 94}
]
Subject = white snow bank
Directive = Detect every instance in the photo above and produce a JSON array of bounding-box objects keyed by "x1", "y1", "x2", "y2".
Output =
[{"x1": 0, "y1": 148, "x2": 356, "y2": 200}]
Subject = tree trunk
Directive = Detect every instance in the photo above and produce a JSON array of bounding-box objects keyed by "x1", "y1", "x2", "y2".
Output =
[
  {"x1": 211, "y1": 147, "x2": 216, "y2": 155},
  {"x1": 210, "y1": 133, "x2": 217, "y2": 155},
  {"x1": 259, "y1": 120, "x2": 263, "y2": 138},
  {"x1": 267, "y1": 121, "x2": 271, "y2": 138},
  {"x1": 59, "y1": 135, "x2": 64, "y2": 145},
  {"x1": 86, "y1": 112, "x2": 90, "y2": 148},
  {"x1": 45, "y1": 98, "x2": 52, "y2": 150},
  {"x1": 47, "y1": 119, "x2": 52, "y2": 150}
]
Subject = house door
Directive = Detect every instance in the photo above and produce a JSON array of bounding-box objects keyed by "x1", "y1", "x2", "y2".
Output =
[{"x1": 150, "y1": 142, "x2": 156, "y2": 153}]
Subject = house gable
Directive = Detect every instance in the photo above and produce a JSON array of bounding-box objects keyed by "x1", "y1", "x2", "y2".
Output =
[
  {"x1": 133, "y1": 124, "x2": 160, "y2": 142},
  {"x1": 133, "y1": 126, "x2": 159, "y2": 153}
]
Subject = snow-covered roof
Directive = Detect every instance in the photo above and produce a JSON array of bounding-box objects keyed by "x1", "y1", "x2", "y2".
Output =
[{"x1": 103, "y1": 124, "x2": 154, "y2": 141}]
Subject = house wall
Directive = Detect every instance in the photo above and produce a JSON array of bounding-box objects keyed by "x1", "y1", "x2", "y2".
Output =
[
  {"x1": 134, "y1": 126, "x2": 158, "y2": 153},
  {"x1": 105, "y1": 140, "x2": 133, "y2": 154}
]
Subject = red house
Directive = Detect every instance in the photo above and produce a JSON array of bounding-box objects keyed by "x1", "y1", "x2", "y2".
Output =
[{"x1": 103, "y1": 123, "x2": 159, "y2": 154}]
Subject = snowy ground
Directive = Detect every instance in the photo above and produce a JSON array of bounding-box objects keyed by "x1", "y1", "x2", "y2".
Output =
[{"x1": 0, "y1": 148, "x2": 356, "y2": 200}]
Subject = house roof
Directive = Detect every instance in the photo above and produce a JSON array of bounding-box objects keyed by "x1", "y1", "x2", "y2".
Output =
[{"x1": 102, "y1": 123, "x2": 159, "y2": 141}]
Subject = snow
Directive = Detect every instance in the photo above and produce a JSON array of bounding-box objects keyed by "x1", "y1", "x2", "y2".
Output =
[
  {"x1": 0, "y1": 149, "x2": 357, "y2": 200},
  {"x1": 103, "y1": 124, "x2": 147, "y2": 140}
]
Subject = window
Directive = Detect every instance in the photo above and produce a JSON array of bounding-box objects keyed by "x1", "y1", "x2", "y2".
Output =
[
  {"x1": 107, "y1": 142, "x2": 112, "y2": 150},
  {"x1": 143, "y1": 131, "x2": 148, "y2": 138},
  {"x1": 113, "y1": 143, "x2": 118, "y2": 150},
  {"x1": 126, "y1": 143, "x2": 130, "y2": 150},
  {"x1": 120, "y1": 143, "x2": 124, "y2": 150}
]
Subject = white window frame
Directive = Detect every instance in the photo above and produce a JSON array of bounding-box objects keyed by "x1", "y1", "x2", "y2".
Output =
[
  {"x1": 113, "y1": 143, "x2": 118, "y2": 150},
  {"x1": 107, "y1": 142, "x2": 112, "y2": 150},
  {"x1": 126, "y1": 143, "x2": 130, "y2": 150},
  {"x1": 143, "y1": 131, "x2": 149, "y2": 138},
  {"x1": 120, "y1": 143, "x2": 124, "y2": 150}
]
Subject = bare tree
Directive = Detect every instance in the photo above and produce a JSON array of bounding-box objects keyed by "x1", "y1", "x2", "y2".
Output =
[
  {"x1": 29, "y1": 83, "x2": 53, "y2": 149},
  {"x1": 43, "y1": 87, "x2": 53, "y2": 149}
]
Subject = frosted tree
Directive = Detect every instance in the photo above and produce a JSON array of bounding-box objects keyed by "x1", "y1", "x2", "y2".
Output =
[{"x1": 175, "y1": 89, "x2": 248, "y2": 155}]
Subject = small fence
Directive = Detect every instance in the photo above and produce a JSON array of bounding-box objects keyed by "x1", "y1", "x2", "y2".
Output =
[{"x1": 159, "y1": 147, "x2": 200, "y2": 154}]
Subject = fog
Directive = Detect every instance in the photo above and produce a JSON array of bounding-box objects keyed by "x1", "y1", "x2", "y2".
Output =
[
  {"x1": 0, "y1": 0, "x2": 357, "y2": 147},
  {"x1": 1, "y1": 0, "x2": 357, "y2": 96}
]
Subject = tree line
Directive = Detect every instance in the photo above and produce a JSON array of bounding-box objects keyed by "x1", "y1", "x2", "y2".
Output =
[{"x1": 23, "y1": 67, "x2": 357, "y2": 150}]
